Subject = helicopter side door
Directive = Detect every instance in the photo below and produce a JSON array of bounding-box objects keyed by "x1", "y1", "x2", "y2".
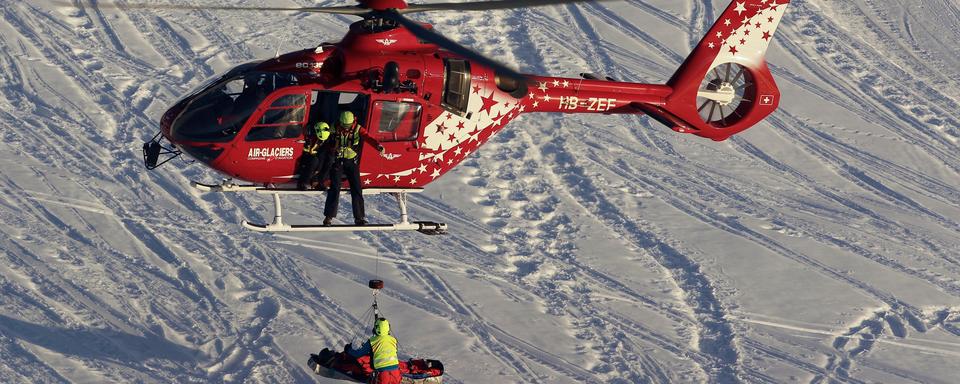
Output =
[
  {"x1": 232, "y1": 89, "x2": 312, "y2": 183},
  {"x1": 310, "y1": 91, "x2": 369, "y2": 133}
]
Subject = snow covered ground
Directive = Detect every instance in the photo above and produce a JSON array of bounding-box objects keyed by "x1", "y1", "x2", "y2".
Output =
[{"x1": 1, "y1": 0, "x2": 959, "y2": 383}]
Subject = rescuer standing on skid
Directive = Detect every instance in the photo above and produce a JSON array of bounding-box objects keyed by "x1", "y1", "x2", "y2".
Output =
[
  {"x1": 324, "y1": 111, "x2": 383, "y2": 226},
  {"x1": 349, "y1": 317, "x2": 401, "y2": 384}
]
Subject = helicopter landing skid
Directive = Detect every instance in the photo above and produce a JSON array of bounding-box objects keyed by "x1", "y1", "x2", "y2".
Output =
[
  {"x1": 191, "y1": 181, "x2": 447, "y2": 235},
  {"x1": 241, "y1": 221, "x2": 447, "y2": 234},
  {"x1": 191, "y1": 181, "x2": 259, "y2": 192}
]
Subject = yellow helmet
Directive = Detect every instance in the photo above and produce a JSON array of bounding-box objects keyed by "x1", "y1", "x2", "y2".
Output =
[
  {"x1": 339, "y1": 111, "x2": 356, "y2": 127},
  {"x1": 374, "y1": 317, "x2": 390, "y2": 336},
  {"x1": 314, "y1": 122, "x2": 330, "y2": 140}
]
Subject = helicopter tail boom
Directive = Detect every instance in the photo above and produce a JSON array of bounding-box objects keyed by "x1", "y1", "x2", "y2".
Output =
[{"x1": 521, "y1": 1, "x2": 789, "y2": 141}]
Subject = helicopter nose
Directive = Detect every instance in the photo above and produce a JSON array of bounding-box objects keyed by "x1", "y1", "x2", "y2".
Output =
[
  {"x1": 177, "y1": 142, "x2": 227, "y2": 165},
  {"x1": 159, "y1": 100, "x2": 237, "y2": 166}
]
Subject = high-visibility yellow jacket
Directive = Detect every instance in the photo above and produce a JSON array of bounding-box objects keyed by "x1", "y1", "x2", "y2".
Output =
[
  {"x1": 369, "y1": 334, "x2": 399, "y2": 370},
  {"x1": 348, "y1": 318, "x2": 400, "y2": 372},
  {"x1": 335, "y1": 123, "x2": 381, "y2": 160}
]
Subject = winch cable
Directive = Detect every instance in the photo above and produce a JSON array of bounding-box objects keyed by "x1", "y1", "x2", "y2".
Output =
[
  {"x1": 345, "y1": 304, "x2": 376, "y2": 346},
  {"x1": 373, "y1": 250, "x2": 405, "y2": 354},
  {"x1": 342, "y1": 251, "x2": 406, "y2": 353},
  {"x1": 369, "y1": 250, "x2": 403, "y2": 353}
]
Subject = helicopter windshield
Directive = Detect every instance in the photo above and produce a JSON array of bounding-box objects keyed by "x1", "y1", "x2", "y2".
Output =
[
  {"x1": 170, "y1": 69, "x2": 300, "y2": 143},
  {"x1": 183, "y1": 61, "x2": 262, "y2": 99}
]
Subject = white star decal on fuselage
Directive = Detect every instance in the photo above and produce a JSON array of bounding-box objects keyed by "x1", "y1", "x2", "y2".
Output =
[
  {"x1": 366, "y1": 83, "x2": 527, "y2": 188},
  {"x1": 734, "y1": 2, "x2": 747, "y2": 15}
]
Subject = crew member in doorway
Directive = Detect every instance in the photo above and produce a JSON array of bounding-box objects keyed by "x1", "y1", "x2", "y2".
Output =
[
  {"x1": 324, "y1": 111, "x2": 383, "y2": 226},
  {"x1": 349, "y1": 317, "x2": 401, "y2": 384},
  {"x1": 297, "y1": 121, "x2": 334, "y2": 190}
]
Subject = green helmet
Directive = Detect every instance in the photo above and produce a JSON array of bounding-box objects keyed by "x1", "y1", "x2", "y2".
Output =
[
  {"x1": 339, "y1": 111, "x2": 356, "y2": 127},
  {"x1": 374, "y1": 317, "x2": 390, "y2": 336},
  {"x1": 314, "y1": 122, "x2": 330, "y2": 140}
]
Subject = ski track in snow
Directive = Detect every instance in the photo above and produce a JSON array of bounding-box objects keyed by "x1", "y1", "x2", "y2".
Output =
[{"x1": 1, "y1": 0, "x2": 959, "y2": 383}]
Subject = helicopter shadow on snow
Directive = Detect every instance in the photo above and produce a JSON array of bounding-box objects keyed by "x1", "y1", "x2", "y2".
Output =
[{"x1": 0, "y1": 314, "x2": 200, "y2": 363}]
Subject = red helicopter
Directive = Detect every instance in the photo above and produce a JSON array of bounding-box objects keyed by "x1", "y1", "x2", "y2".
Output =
[{"x1": 124, "y1": 0, "x2": 792, "y2": 234}]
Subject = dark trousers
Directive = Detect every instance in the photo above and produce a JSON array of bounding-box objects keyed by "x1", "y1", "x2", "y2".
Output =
[
  {"x1": 298, "y1": 153, "x2": 334, "y2": 188},
  {"x1": 324, "y1": 158, "x2": 364, "y2": 221}
]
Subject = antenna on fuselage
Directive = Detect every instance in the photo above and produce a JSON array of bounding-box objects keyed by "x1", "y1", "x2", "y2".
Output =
[{"x1": 275, "y1": 29, "x2": 291, "y2": 59}]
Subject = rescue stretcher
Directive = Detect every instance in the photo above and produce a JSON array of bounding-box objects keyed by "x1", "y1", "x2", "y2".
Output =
[{"x1": 308, "y1": 344, "x2": 444, "y2": 383}]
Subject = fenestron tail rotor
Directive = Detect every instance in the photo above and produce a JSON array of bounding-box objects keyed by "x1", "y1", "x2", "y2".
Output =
[{"x1": 695, "y1": 62, "x2": 755, "y2": 128}]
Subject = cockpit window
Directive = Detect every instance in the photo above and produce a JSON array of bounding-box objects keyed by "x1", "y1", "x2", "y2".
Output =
[
  {"x1": 182, "y1": 61, "x2": 262, "y2": 99},
  {"x1": 259, "y1": 106, "x2": 305, "y2": 126},
  {"x1": 246, "y1": 92, "x2": 308, "y2": 142},
  {"x1": 442, "y1": 59, "x2": 471, "y2": 116},
  {"x1": 371, "y1": 101, "x2": 421, "y2": 142},
  {"x1": 170, "y1": 71, "x2": 299, "y2": 143},
  {"x1": 222, "y1": 78, "x2": 245, "y2": 95},
  {"x1": 271, "y1": 94, "x2": 306, "y2": 108}
]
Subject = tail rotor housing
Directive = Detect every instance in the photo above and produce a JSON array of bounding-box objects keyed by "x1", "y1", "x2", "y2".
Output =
[
  {"x1": 697, "y1": 62, "x2": 756, "y2": 127},
  {"x1": 657, "y1": 0, "x2": 791, "y2": 141}
]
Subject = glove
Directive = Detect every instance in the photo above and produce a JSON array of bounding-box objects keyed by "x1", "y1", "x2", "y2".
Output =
[{"x1": 377, "y1": 145, "x2": 385, "y2": 153}]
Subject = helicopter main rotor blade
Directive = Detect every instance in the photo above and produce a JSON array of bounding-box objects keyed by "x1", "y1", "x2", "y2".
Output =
[
  {"x1": 50, "y1": 1, "x2": 370, "y2": 15},
  {"x1": 401, "y1": 0, "x2": 604, "y2": 14},
  {"x1": 53, "y1": 0, "x2": 609, "y2": 15},
  {"x1": 378, "y1": 11, "x2": 526, "y2": 81}
]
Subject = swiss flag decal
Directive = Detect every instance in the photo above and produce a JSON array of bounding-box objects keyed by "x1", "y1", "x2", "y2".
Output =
[{"x1": 759, "y1": 94, "x2": 775, "y2": 106}]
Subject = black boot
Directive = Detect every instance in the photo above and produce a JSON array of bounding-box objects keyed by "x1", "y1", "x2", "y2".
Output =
[{"x1": 323, "y1": 216, "x2": 333, "y2": 226}]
